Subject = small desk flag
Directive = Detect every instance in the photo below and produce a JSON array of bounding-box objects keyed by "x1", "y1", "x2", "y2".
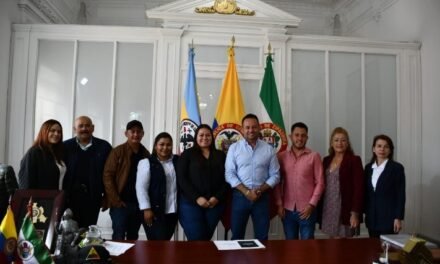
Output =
[
  {"x1": 0, "y1": 206, "x2": 18, "y2": 264},
  {"x1": 17, "y1": 199, "x2": 54, "y2": 264}
]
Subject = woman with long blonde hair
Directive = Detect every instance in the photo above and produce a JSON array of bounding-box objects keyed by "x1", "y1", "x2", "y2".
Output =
[{"x1": 320, "y1": 127, "x2": 364, "y2": 238}]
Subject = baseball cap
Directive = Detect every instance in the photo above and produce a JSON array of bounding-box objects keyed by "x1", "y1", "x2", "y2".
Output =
[
  {"x1": 126, "y1": 120, "x2": 143, "y2": 130},
  {"x1": 77, "y1": 245, "x2": 112, "y2": 264}
]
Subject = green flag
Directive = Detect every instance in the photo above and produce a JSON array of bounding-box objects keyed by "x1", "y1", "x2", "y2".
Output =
[
  {"x1": 17, "y1": 213, "x2": 54, "y2": 264},
  {"x1": 259, "y1": 54, "x2": 285, "y2": 131}
]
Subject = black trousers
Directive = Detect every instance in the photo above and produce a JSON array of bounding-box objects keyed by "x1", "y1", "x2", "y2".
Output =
[
  {"x1": 143, "y1": 213, "x2": 178, "y2": 240},
  {"x1": 68, "y1": 192, "x2": 101, "y2": 229},
  {"x1": 368, "y1": 229, "x2": 395, "y2": 238}
]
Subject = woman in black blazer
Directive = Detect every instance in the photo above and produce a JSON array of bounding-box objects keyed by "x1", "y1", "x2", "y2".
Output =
[
  {"x1": 19, "y1": 119, "x2": 65, "y2": 190},
  {"x1": 364, "y1": 134, "x2": 405, "y2": 238},
  {"x1": 177, "y1": 124, "x2": 229, "y2": 240}
]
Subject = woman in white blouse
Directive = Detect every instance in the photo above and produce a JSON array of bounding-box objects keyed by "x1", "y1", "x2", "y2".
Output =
[
  {"x1": 136, "y1": 132, "x2": 178, "y2": 240},
  {"x1": 364, "y1": 134, "x2": 406, "y2": 238}
]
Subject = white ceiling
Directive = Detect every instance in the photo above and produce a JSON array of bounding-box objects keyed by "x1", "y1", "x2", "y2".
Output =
[
  {"x1": 79, "y1": 0, "x2": 390, "y2": 36},
  {"x1": 84, "y1": 0, "x2": 343, "y2": 35}
]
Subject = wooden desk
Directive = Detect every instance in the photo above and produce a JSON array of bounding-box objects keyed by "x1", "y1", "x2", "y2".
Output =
[{"x1": 112, "y1": 238, "x2": 383, "y2": 264}]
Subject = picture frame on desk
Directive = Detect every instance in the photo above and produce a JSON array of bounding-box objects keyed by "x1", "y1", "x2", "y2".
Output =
[{"x1": 11, "y1": 189, "x2": 65, "y2": 251}]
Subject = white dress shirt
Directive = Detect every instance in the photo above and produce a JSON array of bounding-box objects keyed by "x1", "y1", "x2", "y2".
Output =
[
  {"x1": 56, "y1": 161, "x2": 66, "y2": 190},
  {"x1": 371, "y1": 159, "x2": 388, "y2": 191}
]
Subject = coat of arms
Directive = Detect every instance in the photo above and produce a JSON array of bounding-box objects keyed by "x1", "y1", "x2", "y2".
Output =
[{"x1": 195, "y1": 0, "x2": 255, "y2": 16}]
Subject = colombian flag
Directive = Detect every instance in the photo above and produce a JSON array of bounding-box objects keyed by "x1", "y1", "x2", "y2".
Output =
[
  {"x1": 215, "y1": 39, "x2": 246, "y2": 234},
  {"x1": 0, "y1": 206, "x2": 18, "y2": 264},
  {"x1": 212, "y1": 42, "x2": 245, "y2": 129}
]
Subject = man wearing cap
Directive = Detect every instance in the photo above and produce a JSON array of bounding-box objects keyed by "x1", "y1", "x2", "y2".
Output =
[
  {"x1": 63, "y1": 116, "x2": 112, "y2": 228},
  {"x1": 103, "y1": 120, "x2": 150, "y2": 240}
]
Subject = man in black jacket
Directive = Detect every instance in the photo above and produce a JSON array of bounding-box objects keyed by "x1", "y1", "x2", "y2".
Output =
[
  {"x1": 63, "y1": 116, "x2": 112, "y2": 228},
  {"x1": 0, "y1": 163, "x2": 18, "y2": 219}
]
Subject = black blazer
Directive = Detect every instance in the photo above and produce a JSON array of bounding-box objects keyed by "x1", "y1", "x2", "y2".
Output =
[
  {"x1": 364, "y1": 159, "x2": 405, "y2": 232},
  {"x1": 18, "y1": 146, "x2": 61, "y2": 189},
  {"x1": 63, "y1": 136, "x2": 112, "y2": 200},
  {"x1": 177, "y1": 147, "x2": 229, "y2": 203}
]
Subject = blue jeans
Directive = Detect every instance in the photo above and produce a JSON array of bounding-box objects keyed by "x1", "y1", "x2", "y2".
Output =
[
  {"x1": 230, "y1": 190, "x2": 270, "y2": 240},
  {"x1": 109, "y1": 202, "x2": 143, "y2": 240},
  {"x1": 179, "y1": 195, "x2": 225, "y2": 241},
  {"x1": 282, "y1": 208, "x2": 317, "y2": 240}
]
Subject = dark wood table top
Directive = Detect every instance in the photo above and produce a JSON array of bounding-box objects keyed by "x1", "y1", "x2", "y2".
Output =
[{"x1": 112, "y1": 238, "x2": 384, "y2": 264}]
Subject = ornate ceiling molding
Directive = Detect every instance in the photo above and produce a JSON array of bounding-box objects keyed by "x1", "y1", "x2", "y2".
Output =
[
  {"x1": 18, "y1": 0, "x2": 75, "y2": 24},
  {"x1": 146, "y1": 0, "x2": 302, "y2": 31}
]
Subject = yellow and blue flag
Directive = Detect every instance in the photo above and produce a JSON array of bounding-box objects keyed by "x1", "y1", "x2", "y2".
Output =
[
  {"x1": 0, "y1": 206, "x2": 18, "y2": 264},
  {"x1": 180, "y1": 47, "x2": 201, "y2": 152},
  {"x1": 212, "y1": 44, "x2": 245, "y2": 129}
]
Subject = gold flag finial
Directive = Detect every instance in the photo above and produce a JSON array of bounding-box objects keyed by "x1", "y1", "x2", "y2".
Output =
[
  {"x1": 228, "y1": 36, "x2": 235, "y2": 56},
  {"x1": 265, "y1": 43, "x2": 274, "y2": 56}
]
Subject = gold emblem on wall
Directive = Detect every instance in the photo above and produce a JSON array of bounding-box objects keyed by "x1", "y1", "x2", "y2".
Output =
[
  {"x1": 195, "y1": 0, "x2": 255, "y2": 16},
  {"x1": 32, "y1": 202, "x2": 47, "y2": 223}
]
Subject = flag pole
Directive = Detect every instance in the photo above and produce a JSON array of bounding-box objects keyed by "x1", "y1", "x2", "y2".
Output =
[{"x1": 27, "y1": 196, "x2": 33, "y2": 216}]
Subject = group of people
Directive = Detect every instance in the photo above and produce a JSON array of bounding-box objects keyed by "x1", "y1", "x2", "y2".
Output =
[
  {"x1": 275, "y1": 124, "x2": 405, "y2": 240},
  {"x1": 9, "y1": 113, "x2": 405, "y2": 242}
]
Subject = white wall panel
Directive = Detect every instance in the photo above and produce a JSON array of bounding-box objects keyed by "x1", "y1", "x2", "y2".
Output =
[
  {"x1": 114, "y1": 42, "x2": 154, "y2": 147},
  {"x1": 365, "y1": 54, "x2": 397, "y2": 159},
  {"x1": 329, "y1": 52, "x2": 362, "y2": 155},
  {"x1": 291, "y1": 50, "x2": 326, "y2": 155},
  {"x1": 74, "y1": 41, "x2": 114, "y2": 141}
]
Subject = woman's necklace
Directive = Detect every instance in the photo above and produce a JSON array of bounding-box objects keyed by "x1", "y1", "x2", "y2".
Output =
[{"x1": 329, "y1": 156, "x2": 342, "y2": 172}]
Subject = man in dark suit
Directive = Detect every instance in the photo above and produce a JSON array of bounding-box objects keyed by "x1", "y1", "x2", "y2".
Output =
[
  {"x1": 0, "y1": 163, "x2": 18, "y2": 219},
  {"x1": 63, "y1": 116, "x2": 112, "y2": 228}
]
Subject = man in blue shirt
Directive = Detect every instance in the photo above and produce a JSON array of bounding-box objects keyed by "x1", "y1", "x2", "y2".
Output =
[{"x1": 225, "y1": 113, "x2": 280, "y2": 240}]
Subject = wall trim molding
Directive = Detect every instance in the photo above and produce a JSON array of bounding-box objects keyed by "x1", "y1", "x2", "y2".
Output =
[
  {"x1": 335, "y1": 0, "x2": 399, "y2": 35},
  {"x1": 17, "y1": 0, "x2": 78, "y2": 24}
]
